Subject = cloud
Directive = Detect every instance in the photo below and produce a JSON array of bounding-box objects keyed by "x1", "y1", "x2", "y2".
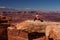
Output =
[{"x1": 0, "y1": 6, "x2": 6, "y2": 8}]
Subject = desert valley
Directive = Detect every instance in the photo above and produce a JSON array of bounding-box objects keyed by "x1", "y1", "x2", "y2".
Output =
[{"x1": 0, "y1": 8, "x2": 60, "y2": 40}]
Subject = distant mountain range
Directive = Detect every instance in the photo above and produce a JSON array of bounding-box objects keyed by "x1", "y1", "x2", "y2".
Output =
[{"x1": 0, "y1": 8, "x2": 60, "y2": 22}]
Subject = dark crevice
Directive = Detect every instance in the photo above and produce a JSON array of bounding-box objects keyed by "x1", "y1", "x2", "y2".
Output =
[{"x1": 28, "y1": 32, "x2": 45, "y2": 40}]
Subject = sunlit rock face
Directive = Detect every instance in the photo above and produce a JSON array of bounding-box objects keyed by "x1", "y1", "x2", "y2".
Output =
[
  {"x1": 46, "y1": 25, "x2": 60, "y2": 39},
  {"x1": 15, "y1": 20, "x2": 60, "y2": 39},
  {"x1": 8, "y1": 20, "x2": 60, "y2": 40},
  {"x1": 16, "y1": 20, "x2": 60, "y2": 29},
  {"x1": 16, "y1": 20, "x2": 46, "y2": 32}
]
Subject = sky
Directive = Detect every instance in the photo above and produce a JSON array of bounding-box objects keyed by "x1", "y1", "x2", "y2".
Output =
[{"x1": 0, "y1": 0, "x2": 60, "y2": 11}]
